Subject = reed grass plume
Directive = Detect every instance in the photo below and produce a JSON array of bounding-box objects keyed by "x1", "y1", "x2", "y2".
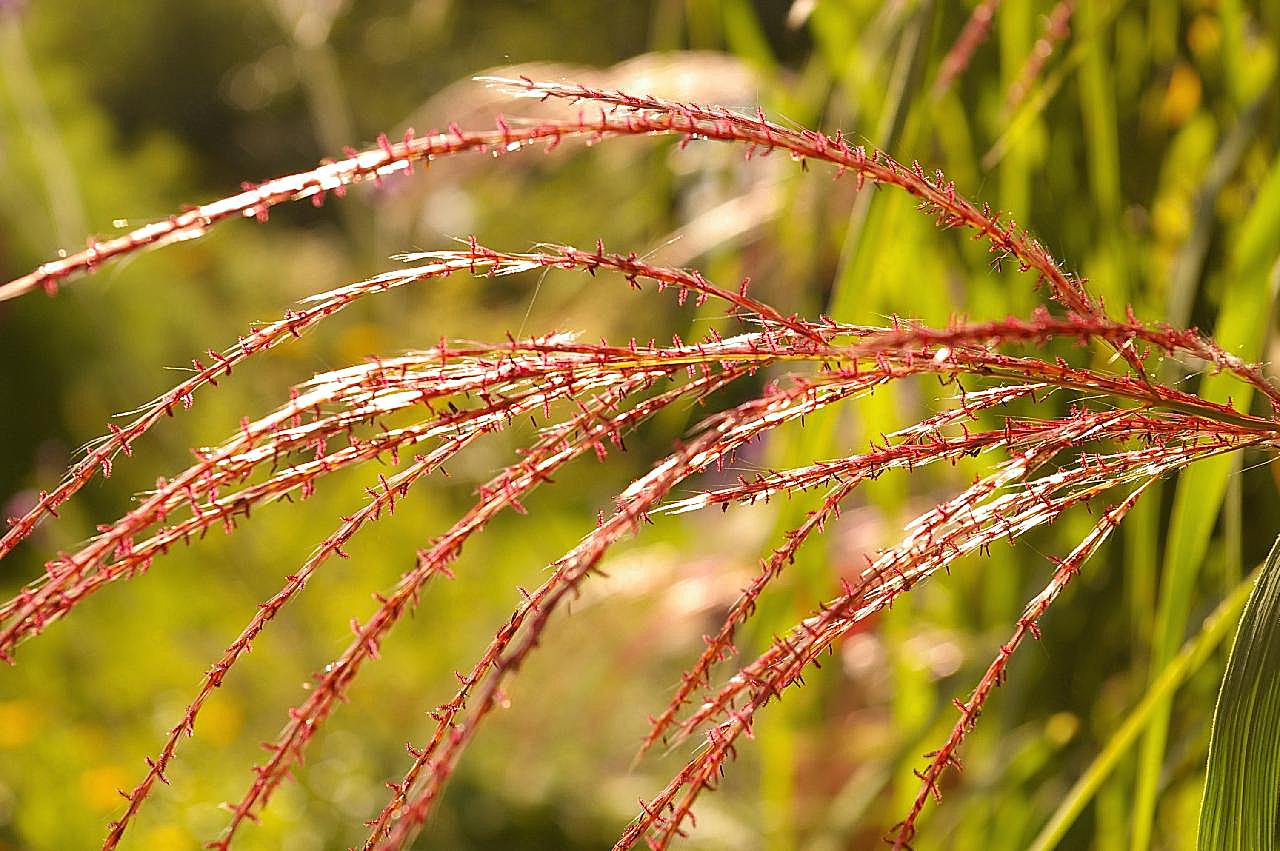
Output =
[{"x1": 2, "y1": 73, "x2": 1278, "y2": 850}]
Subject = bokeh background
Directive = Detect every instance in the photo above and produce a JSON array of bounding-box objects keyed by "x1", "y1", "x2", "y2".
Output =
[{"x1": 1, "y1": 1, "x2": 1278, "y2": 849}]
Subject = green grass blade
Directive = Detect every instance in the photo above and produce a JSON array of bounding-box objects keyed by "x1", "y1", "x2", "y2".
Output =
[
  {"x1": 721, "y1": 0, "x2": 778, "y2": 73},
  {"x1": 1028, "y1": 568, "x2": 1259, "y2": 851},
  {"x1": 1197, "y1": 535, "x2": 1280, "y2": 849}
]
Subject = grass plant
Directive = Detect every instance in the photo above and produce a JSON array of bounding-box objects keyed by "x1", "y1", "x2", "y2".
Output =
[{"x1": 3, "y1": 5, "x2": 1280, "y2": 850}]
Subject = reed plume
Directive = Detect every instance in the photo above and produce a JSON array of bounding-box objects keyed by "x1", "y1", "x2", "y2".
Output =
[{"x1": 2, "y1": 76, "x2": 1276, "y2": 850}]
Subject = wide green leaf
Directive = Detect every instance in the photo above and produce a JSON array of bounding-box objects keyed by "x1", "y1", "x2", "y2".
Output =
[{"x1": 1199, "y1": 534, "x2": 1280, "y2": 849}]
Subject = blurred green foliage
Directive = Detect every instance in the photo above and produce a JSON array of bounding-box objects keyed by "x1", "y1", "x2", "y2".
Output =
[{"x1": 0, "y1": 1, "x2": 1278, "y2": 849}]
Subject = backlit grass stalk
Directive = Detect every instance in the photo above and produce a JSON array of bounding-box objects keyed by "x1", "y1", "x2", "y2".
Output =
[
  {"x1": 105, "y1": 364, "x2": 715, "y2": 848},
  {"x1": 618, "y1": 437, "x2": 1254, "y2": 850},
  {"x1": 892, "y1": 481, "x2": 1145, "y2": 849},
  {"x1": 2, "y1": 76, "x2": 1092, "y2": 318},
  {"x1": 219, "y1": 361, "x2": 895, "y2": 849}
]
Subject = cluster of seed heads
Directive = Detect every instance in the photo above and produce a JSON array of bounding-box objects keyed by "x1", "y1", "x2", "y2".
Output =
[{"x1": 2, "y1": 76, "x2": 1277, "y2": 850}]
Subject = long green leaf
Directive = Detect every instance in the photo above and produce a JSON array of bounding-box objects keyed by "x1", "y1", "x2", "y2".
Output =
[{"x1": 1198, "y1": 535, "x2": 1280, "y2": 849}]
